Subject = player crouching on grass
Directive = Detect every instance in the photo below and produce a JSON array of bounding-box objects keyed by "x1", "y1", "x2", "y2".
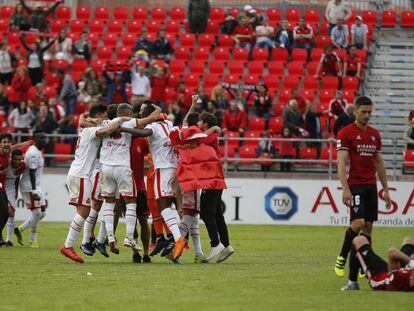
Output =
[{"x1": 350, "y1": 236, "x2": 414, "y2": 291}]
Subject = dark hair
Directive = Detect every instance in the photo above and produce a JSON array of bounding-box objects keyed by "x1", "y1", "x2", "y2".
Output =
[
  {"x1": 355, "y1": 96, "x2": 373, "y2": 108},
  {"x1": 187, "y1": 112, "x2": 200, "y2": 126},
  {"x1": 141, "y1": 100, "x2": 157, "y2": 118},
  {"x1": 12, "y1": 149, "x2": 23, "y2": 157},
  {"x1": 0, "y1": 133, "x2": 12, "y2": 141},
  {"x1": 107, "y1": 104, "x2": 118, "y2": 120},
  {"x1": 199, "y1": 112, "x2": 217, "y2": 128},
  {"x1": 133, "y1": 104, "x2": 141, "y2": 115},
  {"x1": 281, "y1": 126, "x2": 291, "y2": 137},
  {"x1": 56, "y1": 68, "x2": 65, "y2": 76},
  {"x1": 89, "y1": 104, "x2": 107, "y2": 118},
  {"x1": 33, "y1": 129, "x2": 45, "y2": 142},
  {"x1": 324, "y1": 44, "x2": 333, "y2": 51},
  {"x1": 291, "y1": 88, "x2": 298, "y2": 95}
]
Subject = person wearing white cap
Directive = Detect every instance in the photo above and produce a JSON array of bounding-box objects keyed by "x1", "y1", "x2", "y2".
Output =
[
  {"x1": 238, "y1": 4, "x2": 261, "y2": 28},
  {"x1": 351, "y1": 16, "x2": 368, "y2": 50}
]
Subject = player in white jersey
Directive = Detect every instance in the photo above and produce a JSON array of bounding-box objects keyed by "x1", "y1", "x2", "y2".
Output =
[
  {"x1": 15, "y1": 131, "x2": 46, "y2": 248},
  {"x1": 4, "y1": 149, "x2": 25, "y2": 246},
  {"x1": 60, "y1": 104, "x2": 129, "y2": 263},
  {"x1": 99, "y1": 103, "x2": 161, "y2": 254},
  {"x1": 120, "y1": 101, "x2": 186, "y2": 261}
]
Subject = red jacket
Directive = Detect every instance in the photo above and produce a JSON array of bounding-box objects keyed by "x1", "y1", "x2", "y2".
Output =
[
  {"x1": 170, "y1": 126, "x2": 227, "y2": 192},
  {"x1": 222, "y1": 109, "x2": 247, "y2": 131},
  {"x1": 10, "y1": 75, "x2": 32, "y2": 103}
]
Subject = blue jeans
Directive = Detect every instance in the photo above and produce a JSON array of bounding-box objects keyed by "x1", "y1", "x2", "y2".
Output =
[
  {"x1": 255, "y1": 39, "x2": 274, "y2": 49},
  {"x1": 237, "y1": 42, "x2": 252, "y2": 50},
  {"x1": 64, "y1": 96, "x2": 77, "y2": 115},
  {"x1": 354, "y1": 42, "x2": 364, "y2": 49}
]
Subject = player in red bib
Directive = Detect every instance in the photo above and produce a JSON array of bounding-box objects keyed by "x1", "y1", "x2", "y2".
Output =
[
  {"x1": 335, "y1": 96, "x2": 392, "y2": 291},
  {"x1": 353, "y1": 235, "x2": 414, "y2": 291}
]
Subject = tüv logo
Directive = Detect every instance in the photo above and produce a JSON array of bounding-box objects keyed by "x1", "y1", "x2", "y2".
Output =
[{"x1": 265, "y1": 187, "x2": 298, "y2": 220}]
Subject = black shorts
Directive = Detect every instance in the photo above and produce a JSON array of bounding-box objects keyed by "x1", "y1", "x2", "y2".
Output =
[
  {"x1": 350, "y1": 184, "x2": 378, "y2": 222},
  {"x1": 119, "y1": 191, "x2": 150, "y2": 219},
  {"x1": 0, "y1": 191, "x2": 8, "y2": 210},
  {"x1": 400, "y1": 244, "x2": 414, "y2": 259},
  {"x1": 356, "y1": 244, "x2": 388, "y2": 278}
]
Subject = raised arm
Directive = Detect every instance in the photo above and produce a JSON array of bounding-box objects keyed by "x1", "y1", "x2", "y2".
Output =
[
  {"x1": 137, "y1": 105, "x2": 162, "y2": 128},
  {"x1": 183, "y1": 95, "x2": 198, "y2": 127},
  {"x1": 204, "y1": 126, "x2": 221, "y2": 135},
  {"x1": 45, "y1": 0, "x2": 62, "y2": 16},
  {"x1": 96, "y1": 119, "x2": 124, "y2": 138},
  {"x1": 120, "y1": 127, "x2": 153, "y2": 138},
  {"x1": 20, "y1": 0, "x2": 32, "y2": 14},
  {"x1": 11, "y1": 140, "x2": 32, "y2": 151},
  {"x1": 42, "y1": 38, "x2": 56, "y2": 53},
  {"x1": 20, "y1": 35, "x2": 31, "y2": 51}
]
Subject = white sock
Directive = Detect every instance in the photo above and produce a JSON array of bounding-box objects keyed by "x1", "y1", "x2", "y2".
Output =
[
  {"x1": 408, "y1": 259, "x2": 414, "y2": 269},
  {"x1": 179, "y1": 214, "x2": 191, "y2": 237},
  {"x1": 102, "y1": 202, "x2": 115, "y2": 242},
  {"x1": 161, "y1": 207, "x2": 181, "y2": 241},
  {"x1": 125, "y1": 203, "x2": 137, "y2": 239},
  {"x1": 82, "y1": 209, "x2": 98, "y2": 244},
  {"x1": 96, "y1": 219, "x2": 107, "y2": 244},
  {"x1": 190, "y1": 215, "x2": 204, "y2": 258},
  {"x1": 29, "y1": 209, "x2": 42, "y2": 243},
  {"x1": 6, "y1": 216, "x2": 15, "y2": 242},
  {"x1": 20, "y1": 217, "x2": 32, "y2": 232},
  {"x1": 64, "y1": 213, "x2": 86, "y2": 248}
]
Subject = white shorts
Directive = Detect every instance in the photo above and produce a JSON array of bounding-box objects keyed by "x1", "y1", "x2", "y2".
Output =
[
  {"x1": 21, "y1": 190, "x2": 43, "y2": 210},
  {"x1": 182, "y1": 190, "x2": 201, "y2": 213},
  {"x1": 101, "y1": 165, "x2": 136, "y2": 198},
  {"x1": 91, "y1": 169, "x2": 103, "y2": 202},
  {"x1": 66, "y1": 175, "x2": 92, "y2": 207},
  {"x1": 6, "y1": 187, "x2": 16, "y2": 210},
  {"x1": 154, "y1": 168, "x2": 178, "y2": 200}
]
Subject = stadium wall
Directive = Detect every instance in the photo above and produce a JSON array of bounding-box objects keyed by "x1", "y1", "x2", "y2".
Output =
[{"x1": 12, "y1": 174, "x2": 414, "y2": 227}]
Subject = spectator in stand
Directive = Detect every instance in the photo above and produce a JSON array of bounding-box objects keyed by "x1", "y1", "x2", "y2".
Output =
[
  {"x1": 325, "y1": 0, "x2": 352, "y2": 35},
  {"x1": 283, "y1": 99, "x2": 306, "y2": 157},
  {"x1": 56, "y1": 68, "x2": 77, "y2": 115},
  {"x1": 9, "y1": 66, "x2": 32, "y2": 105},
  {"x1": 206, "y1": 100, "x2": 222, "y2": 126},
  {"x1": 274, "y1": 20, "x2": 293, "y2": 50},
  {"x1": 8, "y1": 101, "x2": 35, "y2": 141},
  {"x1": 409, "y1": 110, "x2": 414, "y2": 126},
  {"x1": 255, "y1": 131, "x2": 276, "y2": 172},
  {"x1": 103, "y1": 68, "x2": 128, "y2": 105},
  {"x1": 330, "y1": 18, "x2": 349, "y2": 49},
  {"x1": 403, "y1": 117, "x2": 414, "y2": 150},
  {"x1": 351, "y1": 16, "x2": 368, "y2": 50},
  {"x1": 39, "y1": 35, "x2": 54, "y2": 62},
  {"x1": 150, "y1": 62, "x2": 169, "y2": 110},
  {"x1": 222, "y1": 101, "x2": 247, "y2": 134},
  {"x1": 279, "y1": 126, "x2": 295, "y2": 172},
  {"x1": 132, "y1": 32, "x2": 153, "y2": 63},
  {"x1": 234, "y1": 90, "x2": 248, "y2": 111},
  {"x1": 220, "y1": 7, "x2": 237, "y2": 35},
  {"x1": 314, "y1": 45, "x2": 342, "y2": 78},
  {"x1": 327, "y1": 90, "x2": 348, "y2": 132},
  {"x1": 0, "y1": 43, "x2": 17, "y2": 85},
  {"x1": 0, "y1": 84, "x2": 9, "y2": 116},
  {"x1": 233, "y1": 20, "x2": 254, "y2": 50},
  {"x1": 293, "y1": 17, "x2": 314, "y2": 59},
  {"x1": 255, "y1": 17, "x2": 275, "y2": 49},
  {"x1": 196, "y1": 84, "x2": 209, "y2": 110},
  {"x1": 73, "y1": 31, "x2": 91, "y2": 61},
  {"x1": 77, "y1": 72, "x2": 91, "y2": 103},
  {"x1": 333, "y1": 104, "x2": 355, "y2": 136},
  {"x1": 344, "y1": 45, "x2": 362, "y2": 78},
  {"x1": 129, "y1": 62, "x2": 151, "y2": 105},
  {"x1": 48, "y1": 97, "x2": 65, "y2": 122},
  {"x1": 31, "y1": 82, "x2": 47, "y2": 105},
  {"x1": 175, "y1": 81, "x2": 192, "y2": 114},
  {"x1": 59, "y1": 116, "x2": 78, "y2": 152},
  {"x1": 290, "y1": 88, "x2": 311, "y2": 115},
  {"x1": 305, "y1": 104, "x2": 322, "y2": 159},
  {"x1": 152, "y1": 30, "x2": 174, "y2": 62},
  {"x1": 253, "y1": 84, "x2": 272, "y2": 120},
  {"x1": 83, "y1": 69, "x2": 104, "y2": 102},
  {"x1": 54, "y1": 29, "x2": 73, "y2": 65},
  {"x1": 20, "y1": 0, "x2": 62, "y2": 32},
  {"x1": 211, "y1": 85, "x2": 229, "y2": 110},
  {"x1": 188, "y1": 0, "x2": 210, "y2": 34},
  {"x1": 238, "y1": 5, "x2": 262, "y2": 28},
  {"x1": 20, "y1": 34, "x2": 55, "y2": 85},
  {"x1": 167, "y1": 101, "x2": 183, "y2": 126},
  {"x1": 9, "y1": 2, "x2": 30, "y2": 31}
]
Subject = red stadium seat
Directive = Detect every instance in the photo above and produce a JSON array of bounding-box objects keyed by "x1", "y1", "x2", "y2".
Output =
[
  {"x1": 322, "y1": 76, "x2": 339, "y2": 90},
  {"x1": 287, "y1": 62, "x2": 305, "y2": 75},
  {"x1": 252, "y1": 48, "x2": 268, "y2": 61},
  {"x1": 116, "y1": 46, "x2": 131, "y2": 61},
  {"x1": 108, "y1": 20, "x2": 123, "y2": 33},
  {"x1": 89, "y1": 20, "x2": 104, "y2": 33},
  {"x1": 71, "y1": 115, "x2": 80, "y2": 128},
  {"x1": 45, "y1": 72, "x2": 60, "y2": 86},
  {"x1": 310, "y1": 48, "x2": 323, "y2": 62},
  {"x1": 286, "y1": 8, "x2": 301, "y2": 24},
  {"x1": 51, "y1": 59, "x2": 69, "y2": 71},
  {"x1": 198, "y1": 34, "x2": 216, "y2": 47},
  {"x1": 362, "y1": 10, "x2": 378, "y2": 27},
  {"x1": 404, "y1": 150, "x2": 414, "y2": 168},
  {"x1": 165, "y1": 88, "x2": 176, "y2": 101},
  {"x1": 401, "y1": 11, "x2": 414, "y2": 28},
  {"x1": 175, "y1": 47, "x2": 191, "y2": 61},
  {"x1": 266, "y1": 8, "x2": 281, "y2": 22},
  {"x1": 0, "y1": 19, "x2": 8, "y2": 32},
  {"x1": 133, "y1": 7, "x2": 148, "y2": 20},
  {"x1": 102, "y1": 33, "x2": 119, "y2": 47},
  {"x1": 243, "y1": 74, "x2": 260, "y2": 85},
  {"x1": 356, "y1": 49, "x2": 367, "y2": 63},
  {"x1": 268, "y1": 61, "x2": 285, "y2": 76},
  {"x1": 50, "y1": 20, "x2": 67, "y2": 33},
  {"x1": 214, "y1": 47, "x2": 231, "y2": 61},
  {"x1": 167, "y1": 74, "x2": 180, "y2": 88},
  {"x1": 271, "y1": 48, "x2": 288, "y2": 62},
  {"x1": 88, "y1": 33, "x2": 100, "y2": 48},
  {"x1": 180, "y1": 34, "x2": 196, "y2": 47},
  {"x1": 223, "y1": 74, "x2": 239, "y2": 84},
  {"x1": 165, "y1": 20, "x2": 181, "y2": 35},
  {"x1": 95, "y1": 6, "x2": 109, "y2": 20},
  {"x1": 183, "y1": 74, "x2": 199, "y2": 88},
  {"x1": 114, "y1": 6, "x2": 129, "y2": 20},
  {"x1": 122, "y1": 33, "x2": 136, "y2": 47},
  {"x1": 305, "y1": 9, "x2": 320, "y2": 23},
  {"x1": 57, "y1": 6, "x2": 72, "y2": 20},
  {"x1": 343, "y1": 76, "x2": 359, "y2": 91},
  {"x1": 189, "y1": 60, "x2": 206, "y2": 75},
  {"x1": 318, "y1": 23, "x2": 329, "y2": 35},
  {"x1": 7, "y1": 32, "x2": 20, "y2": 45},
  {"x1": 306, "y1": 62, "x2": 319, "y2": 76},
  {"x1": 170, "y1": 7, "x2": 186, "y2": 21},
  {"x1": 194, "y1": 47, "x2": 210, "y2": 60},
  {"x1": 283, "y1": 76, "x2": 300, "y2": 89},
  {"x1": 249, "y1": 117, "x2": 266, "y2": 131},
  {"x1": 238, "y1": 146, "x2": 257, "y2": 165},
  {"x1": 127, "y1": 21, "x2": 142, "y2": 34},
  {"x1": 152, "y1": 8, "x2": 167, "y2": 21},
  {"x1": 72, "y1": 59, "x2": 88, "y2": 72},
  {"x1": 319, "y1": 89, "x2": 335, "y2": 103},
  {"x1": 300, "y1": 89, "x2": 315, "y2": 102},
  {"x1": 263, "y1": 75, "x2": 279, "y2": 91},
  {"x1": 54, "y1": 143, "x2": 72, "y2": 162},
  {"x1": 232, "y1": 48, "x2": 249, "y2": 61},
  {"x1": 218, "y1": 34, "x2": 235, "y2": 47},
  {"x1": 219, "y1": 145, "x2": 237, "y2": 162},
  {"x1": 146, "y1": 20, "x2": 163, "y2": 34},
  {"x1": 320, "y1": 147, "x2": 337, "y2": 166},
  {"x1": 243, "y1": 131, "x2": 261, "y2": 147},
  {"x1": 208, "y1": 60, "x2": 226, "y2": 74},
  {"x1": 210, "y1": 8, "x2": 225, "y2": 21},
  {"x1": 1, "y1": 5, "x2": 14, "y2": 18},
  {"x1": 224, "y1": 131, "x2": 240, "y2": 147},
  {"x1": 228, "y1": 61, "x2": 245, "y2": 75},
  {"x1": 342, "y1": 90, "x2": 355, "y2": 103},
  {"x1": 97, "y1": 46, "x2": 113, "y2": 61},
  {"x1": 303, "y1": 76, "x2": 319, "y2": 91},
  {"x1": 335, "y1": 49, "x2": 347, "y2": 61},
  {"x1": 76, "y1": 6, "x2": 90, "y2": 20},
  {"x1": 269, "y1": 117, "x2": 283, "y2": 133},
  {"x1": 204, "y1": 74, "x2": 221, "y2": 88},
  {"x1": 170, "y1": 60, "x2": 186, "y2": 74},
  {"x1": 279, "y1": 89, "x2": 292, "y2": 104},
  {"x1": 382, "y1": 10, "x2": 397, "y2": 27},
  {"x1": 300, "y1": 147, "x2": 317, "y2": 165},
  {"x1": 70, "y1": 20, "x2": 85, "y2": 33},
  {"x1": 292, "y1": 48, "x2": 308, "y2": 62},
  {"x1": 315, "y1": 35, "x2": 331, "y2": 49},
  {"x1": 206, "y1": 20, "x2": 220, "y2": 34},
  {"x1": 248, "y1": 61, "x2": 265, "y2": 75}
]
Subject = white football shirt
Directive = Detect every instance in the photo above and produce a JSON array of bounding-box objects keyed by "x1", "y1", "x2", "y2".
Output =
[
  {"x1": 100, "y1": 118, "x2": 138, "y2": 167},
  {"x1": 20, "y1": 145, "x2": 44, "y2": 192},
  {"x1": 145, "y1": 120, "x2": 179, "y2": 169},
  {"x1": 68, "y1": 127, "x2": 101, "y2": 178}
]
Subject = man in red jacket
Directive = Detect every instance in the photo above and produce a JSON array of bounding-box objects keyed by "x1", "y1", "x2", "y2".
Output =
[{"x1": 222, "y1": 101, "x2": 247, "y2": 134}]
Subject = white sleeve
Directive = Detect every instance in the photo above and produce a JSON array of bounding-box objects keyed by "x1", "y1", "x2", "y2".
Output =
[
  {"x1": 84, "y1": 127, "x2": 99, "y2": 140},
  {"x1": 26, "y1": 154, "x2": 38, "y2": 170},
  {"x1": 123, "y1": 119, "x2": 139, "y2": 128}
]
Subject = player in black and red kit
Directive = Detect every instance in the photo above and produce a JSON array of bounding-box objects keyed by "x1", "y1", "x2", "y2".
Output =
[
  {"x1": 334, "y1": 96, "x2": 392, "y2": 290},
  {"x1": 353, "y1": 235, "x2": 414, "y2": 291}
]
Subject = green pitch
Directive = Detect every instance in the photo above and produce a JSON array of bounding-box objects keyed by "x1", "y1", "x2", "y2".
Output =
[{"x1": 1, "y1": 224, "x2": 413, "y2": 310}]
